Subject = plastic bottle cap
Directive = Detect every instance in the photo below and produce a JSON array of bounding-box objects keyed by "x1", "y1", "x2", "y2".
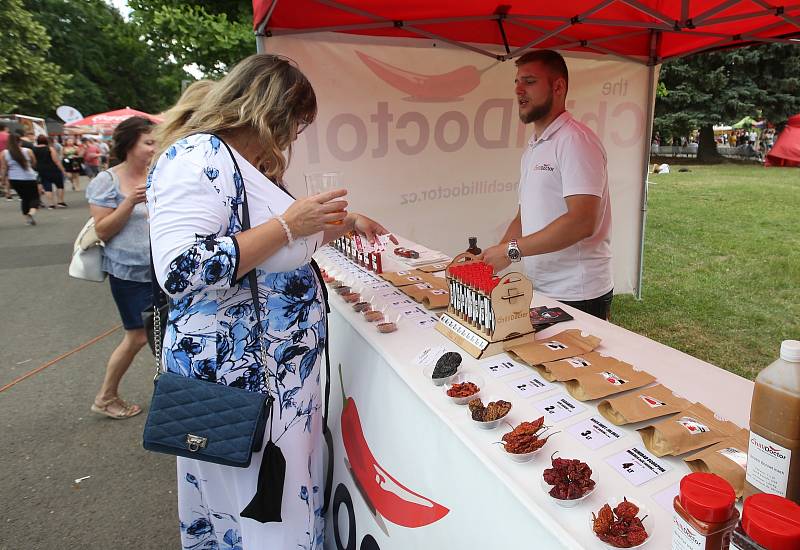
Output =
[
  {"x1": 679, "y1": 473, "x2": 735, "y2": 523},
  {"x1": 780, "y1": 340, "x2": 800, "y2": 362},
  {"x1": 742, "y1": 494, "x2": 800, "y2": 550}
]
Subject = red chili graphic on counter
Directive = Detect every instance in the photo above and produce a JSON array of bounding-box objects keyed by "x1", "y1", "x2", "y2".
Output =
[
  {"x1": 339, "y1": 364, "x2": 450, "y2": 528},
  {"x1": 356, "y1": 51, "x2": 494, "y2": 101}
]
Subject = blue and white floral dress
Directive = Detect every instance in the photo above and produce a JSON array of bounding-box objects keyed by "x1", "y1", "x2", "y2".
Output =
[{"x1": 147, "y1": 134, "x2": 326, "y2": 550}]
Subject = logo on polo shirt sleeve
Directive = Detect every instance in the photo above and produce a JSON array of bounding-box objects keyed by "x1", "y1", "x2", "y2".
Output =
[{"x1": 533, "y1": 163, "x2": 555, "y2": 172}]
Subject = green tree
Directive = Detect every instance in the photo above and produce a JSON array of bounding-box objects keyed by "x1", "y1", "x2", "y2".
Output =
[
  {"x1": 655, "y1": 44, "x2": 800, "y2": 161},
  {"x1": 129, "y1": 0, "x2": 253, "y2": 77},
  {"x1": 0, "y1": 0, "x2": 67, "y2": 113},
  {"x1": 24, "y1": 0, "x2": 189, "y2": 117}
]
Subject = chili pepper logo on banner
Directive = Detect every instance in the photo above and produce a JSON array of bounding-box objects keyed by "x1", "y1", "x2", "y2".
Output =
[
  {"x1": 356, "y1": 51, "x2": 495, "y2": 102},
  {"x1": 338, "y1": 365, "x2": 450, "y2": 528}
]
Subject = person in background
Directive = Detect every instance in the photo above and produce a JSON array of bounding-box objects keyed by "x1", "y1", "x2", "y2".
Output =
[
  {"x1": 33, "y1": 135, "x2": 68, "y2": 208},
  {"x1": 98, "y1": 139, "x2": 110, "y2": 169},
  {"x1": 481, "y1": 49, "x2": 613, "y2": 320},
  {"x1": 0, "y1": 133, "x2": 39, "y2": 224},
  {"x1": 0, "y1": 124, "x2": 10, "y2": 200},
  {"x1": 62, "y1": 137, "x2": 82, "y2": 191},
  {"x1": 86, "y1": 117, "x2": 156, "y2": 419},
  {"x1": 82, "y1": 137, "x2": 101, "y2": 179},
  {"x1": 52, "y1": 135, "x2": 63, "y2": 161}
]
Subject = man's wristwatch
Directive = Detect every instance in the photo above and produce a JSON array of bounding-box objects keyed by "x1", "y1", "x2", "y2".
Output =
[{"x1": 507, "y1": 239, "x2": 522, "y2": 262}]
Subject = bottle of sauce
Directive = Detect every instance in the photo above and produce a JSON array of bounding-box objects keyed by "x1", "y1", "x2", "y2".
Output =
[
  {"x1": 730, "y1": 493, "x2": 800, "y2": 550},
  {"x1": 672, "y1": 472, "x2": 739, "y2": 550},
  {"x1": 467, "y1": 237, "x2": 481, "y2": 256},
  {"x1": 744, "y1": 340, "x2": 800, "y2": 503}
]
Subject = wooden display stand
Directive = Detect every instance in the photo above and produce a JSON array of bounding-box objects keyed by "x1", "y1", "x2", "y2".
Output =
[{"x1": 435, "y1": 253, "x2": 535, "y2": 359}]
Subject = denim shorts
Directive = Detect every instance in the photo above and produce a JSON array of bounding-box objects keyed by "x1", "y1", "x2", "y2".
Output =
[{"x1": 108, "y1": 275, "x2": 153, "y2": 330}]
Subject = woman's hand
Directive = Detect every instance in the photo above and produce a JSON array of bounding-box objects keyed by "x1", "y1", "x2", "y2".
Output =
[
  {"x1": 351, "y1": 213, "x2": 398, "y2": 245},
  {"x1": 124, "y1": 183, "x2": 147, "y2": 206},
  {"x1": 283, "y1": 189, "x2": 348, "y2": 238}
]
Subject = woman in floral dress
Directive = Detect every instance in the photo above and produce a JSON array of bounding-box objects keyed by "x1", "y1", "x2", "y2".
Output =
[{"x1": 147, "y1": 55, "x2": 392, "y2": 549}]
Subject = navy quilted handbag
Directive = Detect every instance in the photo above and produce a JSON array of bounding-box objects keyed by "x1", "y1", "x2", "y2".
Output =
[
  {"x1": 143, "y1": 371, "x2": 269, "y2": 467},
  {"x1": 142, "y1": 135, "x2": 271, "y2": 468}
]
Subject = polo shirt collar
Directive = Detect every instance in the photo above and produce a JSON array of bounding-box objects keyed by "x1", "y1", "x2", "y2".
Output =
[{"x1": 528, "y1": 111, "x2": 573, "y2": 146}]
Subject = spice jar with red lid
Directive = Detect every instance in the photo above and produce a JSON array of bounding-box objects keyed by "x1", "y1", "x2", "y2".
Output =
[
  {"x1": 731, "y1": 493, "x2": 800, "y2": 550},
  {"x1": 672, "y1": 472, "x2": 739, "y2": 549}
]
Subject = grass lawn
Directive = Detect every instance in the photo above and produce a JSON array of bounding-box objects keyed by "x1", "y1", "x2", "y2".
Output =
[{"x1": 613, "y1": 164, "x2": 799, "y2": 381}]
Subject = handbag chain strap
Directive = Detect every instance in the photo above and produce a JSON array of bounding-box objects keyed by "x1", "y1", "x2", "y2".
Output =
[{"x1": 153, "y1": 302, "x2": 163, "y2": 376}]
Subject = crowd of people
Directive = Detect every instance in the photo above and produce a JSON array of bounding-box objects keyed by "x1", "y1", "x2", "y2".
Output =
[{"x1": 0, "y1": 125, "x2": 110, "y2": 223}]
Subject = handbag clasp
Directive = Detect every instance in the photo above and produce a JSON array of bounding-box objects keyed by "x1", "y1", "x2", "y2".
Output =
[{"x1": 186, "y1": 434, "x2": 208, "y2": 452}]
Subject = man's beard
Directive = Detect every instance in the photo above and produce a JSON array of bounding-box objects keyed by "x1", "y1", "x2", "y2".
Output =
[{"x1": 519, "y1": 91, "x2": 553, "y2": 124}]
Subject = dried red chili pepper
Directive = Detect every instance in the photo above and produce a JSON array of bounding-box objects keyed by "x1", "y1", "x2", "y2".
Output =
[
  {"x1": 592, "y1": 499, "x2": 649, "y2": 548},
  {"x1": 339, "y1": 365, "x2": 449, "y2": 528}
]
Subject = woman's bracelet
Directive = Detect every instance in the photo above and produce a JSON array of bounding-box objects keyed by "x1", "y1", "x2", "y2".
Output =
[{"x1": 276, "y1": 215, "x2": 294, "y2": 245}]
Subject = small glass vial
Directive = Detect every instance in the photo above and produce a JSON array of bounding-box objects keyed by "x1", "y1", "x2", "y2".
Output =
[
  {"x1": 731, "y1": 493, "x2": 800, "y2": 550},
  {"x1": 672, "y1": 472, "x2": 739, "y2": 550}
]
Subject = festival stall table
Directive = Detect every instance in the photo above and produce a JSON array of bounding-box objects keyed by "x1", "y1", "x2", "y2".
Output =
[{"x1": 316, "y1": 239, "x2": 753, "y2": 550}]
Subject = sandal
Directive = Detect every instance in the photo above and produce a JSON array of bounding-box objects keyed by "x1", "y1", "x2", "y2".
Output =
[{"x1": 91, "y1": 396, "x2": 142, "y2": 419}]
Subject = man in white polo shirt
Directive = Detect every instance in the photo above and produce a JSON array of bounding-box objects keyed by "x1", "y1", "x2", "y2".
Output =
[{"x1": 481, "y1": 50, "x2": 613, "y2": 320}]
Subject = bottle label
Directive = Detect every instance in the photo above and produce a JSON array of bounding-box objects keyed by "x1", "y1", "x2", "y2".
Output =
[
  {"x1": 746, "y1": 432, "x2": 792, "y2": 497},
  {"x1": 672, "y1": 513, "x2": 706, "y2": 549}
]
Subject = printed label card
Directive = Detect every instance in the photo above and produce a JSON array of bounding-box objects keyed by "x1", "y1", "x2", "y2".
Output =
[
  {"x1": 533, "y1": 393, "x2": 586, "y2": 423},
  {"x1": 568, "y1": 416, "x2": 626, "y2": 450},
  {"x1": 605, "y1": 446, "x2": 671, "y2": 486}
]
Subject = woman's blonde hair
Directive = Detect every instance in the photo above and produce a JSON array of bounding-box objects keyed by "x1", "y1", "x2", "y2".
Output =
[
  {"x1": 155, "y1": 54, "x2": 317, "y2": 184},
  {"x1": 154, "y1": 79, "x2": 215, "y2": 152}
]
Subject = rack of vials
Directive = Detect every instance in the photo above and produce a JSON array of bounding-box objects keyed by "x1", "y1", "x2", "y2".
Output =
[{"x1": 436, "y1": 254, "x2": 536, "y2": 359}]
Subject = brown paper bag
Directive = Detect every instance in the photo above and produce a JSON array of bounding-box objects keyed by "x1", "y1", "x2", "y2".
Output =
[
  {"x1": 638, "y1": 403, "x2": 739, "y2": 457},
  {"x1": 506, "y1": 329, "x2": 601, "y2": 366},
  {"x1": 416, "y1": 262, "x2": 450, "y2": 273},
  {"x1": 563, "y1": 360, "x2": 657, "y2": 401},
  {"x1": 380, "y1": 270, "x2": 429, "y2": 287},
  {"x1": 401, "y1": 283, "x2": 450, "y2": 309},
  {"x1": 597, "y1": 384, "x2": 692, "y2": 425},
  {"x1": 534, "y1": 352, "x2": 609, "y2": 381},
  {"x1": 684, "y1": 429, "x2": 749, "y2": 498}
]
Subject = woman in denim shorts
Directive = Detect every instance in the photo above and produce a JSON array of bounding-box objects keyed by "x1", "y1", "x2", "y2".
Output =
[{"x1": 85, "y1": 117, "x2": 156, "y2": 419}]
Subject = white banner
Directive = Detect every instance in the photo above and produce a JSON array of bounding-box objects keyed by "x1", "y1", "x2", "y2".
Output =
[{"x1": 266, "y1": 34, "x2": 653, "y2": 295}]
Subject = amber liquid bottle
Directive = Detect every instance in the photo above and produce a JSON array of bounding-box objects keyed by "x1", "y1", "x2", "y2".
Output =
[
  {"x1": 743, "y1": 340, "x2": 800, "y2": 504},
  {"x1": 467, "y1": 237, "x2": 481, "y2": 256}
]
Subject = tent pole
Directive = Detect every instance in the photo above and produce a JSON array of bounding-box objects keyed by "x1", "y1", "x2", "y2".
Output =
[{"x1": 636, "y1": 31, "x2": 659, "y2": 300}]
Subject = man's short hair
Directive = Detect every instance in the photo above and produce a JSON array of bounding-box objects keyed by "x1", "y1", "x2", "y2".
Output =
[
  {"x1": 515, "y1": 49, "x2": 569, "y2": 90},
  {"x1": 0, "y1": 124, "x2": 6, "y2": 131}
]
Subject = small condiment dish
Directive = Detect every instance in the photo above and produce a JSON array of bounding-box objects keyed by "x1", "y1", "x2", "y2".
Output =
[
  {"x1": 591, "y1": 496, "x2": 653, "y2": 549},
  {"x1": 539, "y1": 468, "x2": 598, "y2": 507}
]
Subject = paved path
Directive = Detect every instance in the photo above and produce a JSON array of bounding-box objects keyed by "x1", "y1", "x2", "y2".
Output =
[{"x1": 1, "y1": 185, "x2": 179, "y2": 549}]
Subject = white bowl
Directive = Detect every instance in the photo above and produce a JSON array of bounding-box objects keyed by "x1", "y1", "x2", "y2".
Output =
[
  {"x1": 468, "y1": 396, "x2": 512, "y2": 429},
  {"x1": 591, "y1": 496, "x2": 654, "y2": 549},
  {"x1": 423, "y1": 364, "x2": 460, "y2": 387},
  {"x1": 539, "y1": 464, "x2": 598, "y2": 507},
  {"x1": 444, "y1": 373, "x2": 485, "y2": 405}
]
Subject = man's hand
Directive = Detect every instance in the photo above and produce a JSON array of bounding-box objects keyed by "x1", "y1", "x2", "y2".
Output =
[
  {"x1": 353, "y1": 214, "x2": 398, "y2": 245},
  {"x1": 479, "y1": 243, "x2": 511, "y2": 272}
]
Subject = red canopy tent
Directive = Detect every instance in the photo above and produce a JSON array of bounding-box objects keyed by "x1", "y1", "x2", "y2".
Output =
[
  {"x1": 766, "y1": 114, "x2": 800, "y2": 167},
  {"x1": 252, "y1": 1, "x2": 799, "y2": 298},
  {"x1": 253, "y1": 1, "x2": 800, "y2": 64},
  {"x1": 64, "y1": 107, "x2": 163, "y2": 128}
]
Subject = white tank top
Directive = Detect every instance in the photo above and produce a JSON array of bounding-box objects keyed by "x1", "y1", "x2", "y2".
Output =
[{"x1": 3, "y1": 149, "x2": 37, "y2": 180}]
